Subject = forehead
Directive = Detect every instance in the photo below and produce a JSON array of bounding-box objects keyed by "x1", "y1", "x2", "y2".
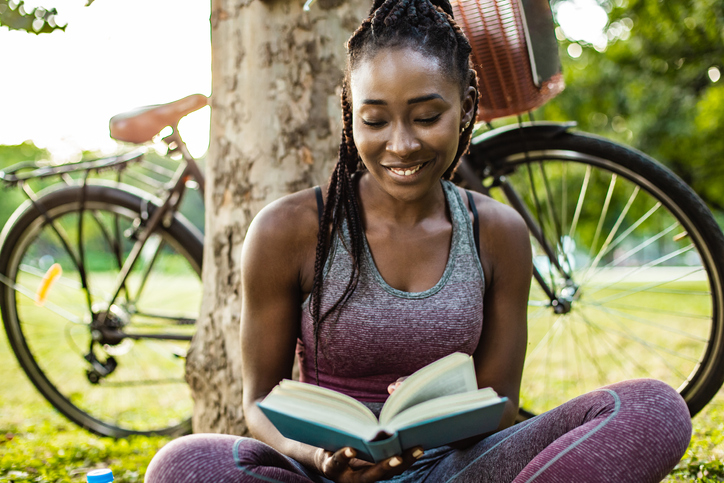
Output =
[{"x1": 350, "y1": 47, "x2": 458, "y2": 103}]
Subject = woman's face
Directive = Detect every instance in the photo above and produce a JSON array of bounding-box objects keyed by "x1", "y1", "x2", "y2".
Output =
[{"x1": 350, "y1": 46, "x2": 475, "y2": 202}]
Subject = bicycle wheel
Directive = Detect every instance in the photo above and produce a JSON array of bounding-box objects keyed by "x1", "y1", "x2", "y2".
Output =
[
  {"x1": 0, "y1": 183, "x2": 203, "y2": 437},
  {"x1": 466, "y1": 126, "x2": 724, "y2": 418}
]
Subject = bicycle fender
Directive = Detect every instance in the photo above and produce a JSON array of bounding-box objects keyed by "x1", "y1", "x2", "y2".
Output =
[
  {"x1": 0, "y1": 180, "x2": 203, "y2": 256},
  {"x1": 469, "y1": 121, "x2": 577, "y2": 156}
]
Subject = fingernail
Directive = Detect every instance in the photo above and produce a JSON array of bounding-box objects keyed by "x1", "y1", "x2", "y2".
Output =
[
  {"x1": 389, "y1": 456, "x2": 402, "y2": 467},
  {"x1": 412, "y1": 448, "x2": 424, "y2": 459},
  {"x1": 345, "y1": 448, "x2": 355, "y2": 458}
]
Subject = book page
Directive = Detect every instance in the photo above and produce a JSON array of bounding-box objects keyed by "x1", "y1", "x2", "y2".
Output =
[
  {"x1": 379, "y1": 353, "x2": 478, "y2": 425},
  {"x1": 276, "y1": 380, "x2": 378, "y2": 424},
  {"x1": 262, "y1": 383, "x2": 380, "y2": 440},
  {"x1": 385, "y1": 388, "x2": 499, "y2": 432}
]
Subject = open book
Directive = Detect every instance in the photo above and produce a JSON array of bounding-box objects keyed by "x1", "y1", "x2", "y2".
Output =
[{"x1": 258, "y1": 352, "x2": 507, "y2": 462}]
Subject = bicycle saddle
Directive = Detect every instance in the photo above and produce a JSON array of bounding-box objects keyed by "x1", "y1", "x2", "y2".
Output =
[{"x1": 109, "y1": 94, "x2": 208, "y2": 144}]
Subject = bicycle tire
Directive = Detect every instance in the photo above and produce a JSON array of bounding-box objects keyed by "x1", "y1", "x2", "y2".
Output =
[
  {"x1": 0, "y1": 183, "x2": 203, "y2": 437},
  {"x1": 466, "y1": 126, "x2": 724, "y2": 418}
]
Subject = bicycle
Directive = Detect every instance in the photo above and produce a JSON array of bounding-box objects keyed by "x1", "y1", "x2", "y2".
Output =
[
  {"x1": 458, "y1": 121, "x2": 724, "y2": 420},
  {"x1": 3, "y1": 93, "x2": 724, "y2": 441},
  {"x1": 0, "y1": 94, "x2": 207, "y2": 437}
]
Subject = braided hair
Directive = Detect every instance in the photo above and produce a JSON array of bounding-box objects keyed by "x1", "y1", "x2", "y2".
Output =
[{"x1": 308, "y1": 0, "x2": 480, "y2": 382}]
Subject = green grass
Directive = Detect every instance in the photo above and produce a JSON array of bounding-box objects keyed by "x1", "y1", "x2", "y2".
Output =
[
  {"x1": 3, "y1": 316, "x2": 724, "y2": 482},
  {"x1": 0, "y1": 327, "x2": 171, "y2": 482}
]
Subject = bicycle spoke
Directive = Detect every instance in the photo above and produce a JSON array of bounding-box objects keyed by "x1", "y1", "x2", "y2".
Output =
[
  {"x1": 90, "y1": 209, "x2": 130, "y2": 300},
  {"x1": 609, "y1": 223, "x2": 680, "y2": 268},
  {"x1": 18, "y1": 263, "x2": 82, "y2": 290},
  {"x1": 581, "y1": 186, "x2": 639, "y2": 284},
  {"x1": 130, "y1": 235, "x2": 164, "y2": 306},
  {"x1": 0, "y1": 272, "x2": 83, "y2": 324},
  {"x1": 599, "y1": 301, "x2": 711, "y2": 320},
  {"x1": 568, "y1": 164, "x2": 591, "y2": 241},
  {"x1": 590, "y1": 306, "x2": 698, "y2": 368},
  {"x1": 598, "y1": 201, "x2": 661, "y2": 262},
  {"x1": 580, "y1": 309, "x2": 651, "y2": 378},
  {"x1": 539, "y1": 161, "x2": 574, "y2": 274},
  {"x1": 588, "y1": 173, "x2": 617, "y2": 260},
  {"x1": 579, "y1": 300, "x2": 708, "y2": 342},
  {"x1": 525, "y1": 162, "x2": 558, "y2": 293},
  {"x1": 132, "y1": 311, "x2": 196, "y2": 324},
  {"x1": 591, "y1": 251, "x2": 700, "y2": 303},
  {"x1": 525, "y1": 313, "x2": 566, "y2": 365}
]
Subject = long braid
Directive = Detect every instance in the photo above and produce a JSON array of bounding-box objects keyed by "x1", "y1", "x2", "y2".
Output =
[{"x1": 308, "y1": 0, "x2": 480, "y2": 382}]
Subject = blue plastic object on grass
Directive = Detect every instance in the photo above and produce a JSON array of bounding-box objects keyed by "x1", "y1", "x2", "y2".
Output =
[{"x1": 87, "y1": 468, "x2": 114, "y2": 483}]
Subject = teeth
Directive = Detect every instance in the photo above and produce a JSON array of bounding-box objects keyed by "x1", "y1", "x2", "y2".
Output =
[{"x1": 389, "y1": 163, "x2": 424, "y2": 176}]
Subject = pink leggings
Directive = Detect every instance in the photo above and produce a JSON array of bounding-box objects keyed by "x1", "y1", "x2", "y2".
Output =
[{"x1": 145, "y1": 379, "x2": 692, "y2": 483}]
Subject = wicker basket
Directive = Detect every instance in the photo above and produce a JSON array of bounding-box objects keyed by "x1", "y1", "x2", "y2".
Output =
[{"x1": 451, "y1": 0, "x2": 565, "y2": 121}]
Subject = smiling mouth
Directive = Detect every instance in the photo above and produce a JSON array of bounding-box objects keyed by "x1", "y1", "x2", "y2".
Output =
[{"x1": 386, "y1": 161, "x2": 429, "y2": 177}]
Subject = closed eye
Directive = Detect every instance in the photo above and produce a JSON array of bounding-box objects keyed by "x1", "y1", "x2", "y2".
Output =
[
  {"x1": 362, "y1": 119, "x2": 387, "y2": 127},
  {"x1": 417, "y1": 114, "x2": 441, "y2": 124}
]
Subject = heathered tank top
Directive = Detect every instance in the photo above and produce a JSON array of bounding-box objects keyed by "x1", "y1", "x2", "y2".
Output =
[{"x1": 297, "y1": 180, "x2": 485, "y2": 403}]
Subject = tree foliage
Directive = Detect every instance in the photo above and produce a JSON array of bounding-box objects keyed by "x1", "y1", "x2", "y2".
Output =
[
  {"x1": 0, "y1": 142, "x2": 49, "y2": 230},
  {"x1": 0, "y1": 0, "x2": 66, "y2": 34},
  {"x1": 542, "y1": 0, "x2": 724, "y2": 212}
]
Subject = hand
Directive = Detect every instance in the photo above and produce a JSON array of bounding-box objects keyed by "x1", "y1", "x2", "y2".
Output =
[
  {"x1": 315, "y1": 446, "x2": 423, "y2": 483},
  {"x1": 387, "y1": 376, "x2": 408, "y2": 395}
]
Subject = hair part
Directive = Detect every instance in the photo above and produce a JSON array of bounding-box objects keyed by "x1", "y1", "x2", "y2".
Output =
[{"x1": 308, "y1": 0, "x2": 480, "y2": 382}]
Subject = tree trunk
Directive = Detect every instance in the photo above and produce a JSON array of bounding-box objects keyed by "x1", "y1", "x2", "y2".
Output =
[{"x1": 185, "y1": 0, "x2": 368, "y2": 435}]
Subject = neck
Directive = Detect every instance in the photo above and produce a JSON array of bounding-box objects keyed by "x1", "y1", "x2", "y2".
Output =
[{"x1": 357, "y1": 172, "x2": 447, "y2": 227}]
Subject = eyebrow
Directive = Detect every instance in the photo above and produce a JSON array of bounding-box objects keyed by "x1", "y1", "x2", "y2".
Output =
[{"x1": 361, "y1": 93, "x2": 444, "y2": 105}]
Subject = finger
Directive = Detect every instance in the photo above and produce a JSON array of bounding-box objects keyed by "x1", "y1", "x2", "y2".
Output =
[
  {"x1": 399, "y1": 446, "x2": 424, "y2": 469},
  {"x1": 360, "y1": 447, "x2": 424, "y2": 481},
  {"x1": 322, "y1": 447, "x2": 356, "y2": 477}
]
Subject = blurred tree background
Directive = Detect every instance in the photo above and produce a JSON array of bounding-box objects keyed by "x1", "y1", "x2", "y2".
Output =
[
  {"x1": 540, "y1": 0, "x2": 724, "y2": 216},
  {"x1": 2, "y1": 0, "x2": 722, "y2": 216},
  {"x1": 0, "y1": 143, "x2": 49, "y2": 229}
]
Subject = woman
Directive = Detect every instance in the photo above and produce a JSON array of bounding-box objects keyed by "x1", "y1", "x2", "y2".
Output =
[{"x1": 145, "y1": 0, "x2": 692, "y2": 481}]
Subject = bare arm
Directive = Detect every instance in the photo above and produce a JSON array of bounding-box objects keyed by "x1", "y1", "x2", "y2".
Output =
[
  {"x1": 240, "y1": 190, "x2": 422, "y2": 481},
  {"x1": 464, "y1": 192, "x2": 531, "y2": 432},
  {"x1": 240, "y1": 193, "x2": 319, "y2": 467}
]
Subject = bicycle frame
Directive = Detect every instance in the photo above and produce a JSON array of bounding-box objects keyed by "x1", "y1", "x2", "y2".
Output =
[
  {"x1": 0, "y1": 128, "x2": 205, "y2": 344},
  {"x1": 461, "y1": 121, "x2": 579, "y2": 313}
]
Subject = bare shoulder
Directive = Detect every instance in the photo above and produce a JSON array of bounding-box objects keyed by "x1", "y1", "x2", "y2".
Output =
[
  {"x1": 242, "y1": 187, "x2": 322, "y2": 280},
  {"x1": 457, "y1": 187, "x2": 531, "y2": 282},
  {"x1": 246, "y1": 188, "x2": 320, "y2": 242},
  {"x1": 458, "y1": 188, "x2": 528, "y2": 241}
]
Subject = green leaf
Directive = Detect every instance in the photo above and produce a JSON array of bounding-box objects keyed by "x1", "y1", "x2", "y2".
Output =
[{"x1": 0, "y1": 0, "x2": 66, "y2": 34}]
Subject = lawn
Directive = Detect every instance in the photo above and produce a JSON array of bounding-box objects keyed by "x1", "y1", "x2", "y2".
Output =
[
  {"x1": 2, "y1": 322, "x2": 724, "y2": 482},
  {"x1": 0, "y1": 325, "x2": 171, "y2": 483}
]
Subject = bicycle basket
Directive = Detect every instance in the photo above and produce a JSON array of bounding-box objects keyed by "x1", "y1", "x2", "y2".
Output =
[{"x1": 451, "y1": 0, "x2": 565, "y2": 121}]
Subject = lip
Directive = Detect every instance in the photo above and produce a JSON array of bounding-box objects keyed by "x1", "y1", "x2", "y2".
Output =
[{"x1": 383, "y1": 160, "x2": 431, "y2": 180}]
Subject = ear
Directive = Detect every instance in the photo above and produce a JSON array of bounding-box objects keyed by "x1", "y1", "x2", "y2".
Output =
[{"x1": 460, "y1": 84, "x2": 477, "y2": 129}]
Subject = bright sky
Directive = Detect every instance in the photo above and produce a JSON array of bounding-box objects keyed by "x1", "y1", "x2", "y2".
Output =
[
  {"x1": 0, "y1": 0, "x2": 211, "y2": 160},
  {"x1": 0, "y1": 0, "x2": 607, "y2": 162}
]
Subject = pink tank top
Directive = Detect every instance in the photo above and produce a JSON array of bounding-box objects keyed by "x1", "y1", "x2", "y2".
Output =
[{"x1": 297, "y1": 180, "x2": 485, "y2": 402}]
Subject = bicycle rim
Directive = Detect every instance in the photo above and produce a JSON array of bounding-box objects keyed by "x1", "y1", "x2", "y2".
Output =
[
  {"x1": 485, "y1": 134, "x2": 724, "y2": 418},
  {"x1": 0, "y1": 187, "x2": 202, "y2": 436}
]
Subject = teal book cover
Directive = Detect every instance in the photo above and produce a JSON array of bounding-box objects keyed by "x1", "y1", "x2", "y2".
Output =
[{"x1": 258, "y1": 396, "x2": 507, "y2": 463}]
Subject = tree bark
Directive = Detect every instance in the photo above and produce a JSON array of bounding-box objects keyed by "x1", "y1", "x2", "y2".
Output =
[{"x1": 185, "y1": 0, "x2": 368, "y2": 435}]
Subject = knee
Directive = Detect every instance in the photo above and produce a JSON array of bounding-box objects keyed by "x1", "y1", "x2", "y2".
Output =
[
  {"x1": 145, "y1": 434, "x2": 239, "y2": 483},
  {"x1": 612, "y1": 379, "x2": 692, "y2": 458}
]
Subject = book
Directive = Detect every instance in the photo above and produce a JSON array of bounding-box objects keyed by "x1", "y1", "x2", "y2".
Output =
[{"x1": 257, "y1": 352, "x2": 507, "y2": 463}]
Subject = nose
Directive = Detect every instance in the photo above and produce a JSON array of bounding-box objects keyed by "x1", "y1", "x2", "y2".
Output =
[{"x1": 386, "y1": 122, "x2": 422, "y2": 159}]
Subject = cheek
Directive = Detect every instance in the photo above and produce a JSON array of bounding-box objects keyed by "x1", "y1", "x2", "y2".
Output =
[
  {"x1": 429, "y1": 122, "x2": 461, "y2": 156},
  {"x1": 352, "y1": 124, "x2": 383, "y2": 157}
]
